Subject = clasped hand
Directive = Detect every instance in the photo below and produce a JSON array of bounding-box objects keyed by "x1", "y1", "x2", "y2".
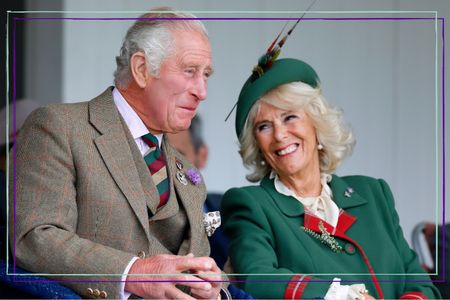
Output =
[{"x1": 125, "y1": 253, "x2": 223, "y2": 299}]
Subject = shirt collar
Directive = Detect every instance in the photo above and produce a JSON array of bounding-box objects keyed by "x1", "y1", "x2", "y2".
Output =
[
  {"x1": 270, "y1": 171, "x2": 338, "y2": 226},
  {"x1": 112, "y1": 87, "x2": 162, "y2": 147},
  {"x1": 270, "y1": 171, "x2": 333, "y2": 199}
]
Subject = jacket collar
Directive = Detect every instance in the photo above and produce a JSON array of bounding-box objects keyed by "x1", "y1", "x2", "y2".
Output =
[
  {"x1": 89, "y1": 87, "x2": 122, "y2": 134},
  {"x1": 89, "y1": 87, "x2": 152, "y2": 241},
  {"x1": 329, "y1": 174, "x2": 367, "y2": 209},
  {"x1": 164, "y1": 137, "x2": 207, "y2": 255},
  {"x1": 260, "y1": 173, "x2": 367, "y2": 217}
]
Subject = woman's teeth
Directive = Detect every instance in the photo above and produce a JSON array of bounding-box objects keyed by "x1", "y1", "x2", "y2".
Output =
[{"x1": 276, "y1": 144, "x2": 298, "y2": 156}]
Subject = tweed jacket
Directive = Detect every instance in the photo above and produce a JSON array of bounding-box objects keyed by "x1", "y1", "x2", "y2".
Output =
[
  {"x1": 222, "y1": 174, "x2": 441, "y2": 299},
  {"x1": 9, "y1": 87, "x2": 210, "y2": 298}
]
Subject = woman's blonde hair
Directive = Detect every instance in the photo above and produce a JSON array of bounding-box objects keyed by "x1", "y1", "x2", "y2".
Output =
[{"x1": 239, "y1": 81, "x2": 355, "y2": 182}]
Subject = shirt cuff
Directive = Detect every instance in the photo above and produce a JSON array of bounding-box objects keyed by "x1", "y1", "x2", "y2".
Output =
[
  {"x1": 324, "y1": 278, "x2": 367, "y2": 300},
  {"x1": 120, "y1": 256, "x2": 140, "y2": 300}
]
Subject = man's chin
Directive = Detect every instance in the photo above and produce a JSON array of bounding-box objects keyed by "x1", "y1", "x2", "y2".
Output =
[
  {"x1": 180, "y1": 115, "x2": 195, "y2": 127},
  {"x1": 170, "y1": 120, "x2": 192, "y2": 133}
]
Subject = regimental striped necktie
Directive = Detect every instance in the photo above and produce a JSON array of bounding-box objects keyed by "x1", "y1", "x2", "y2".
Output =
[{"x1": 142, "y1": 133, "x2": 169, "y2": 208}]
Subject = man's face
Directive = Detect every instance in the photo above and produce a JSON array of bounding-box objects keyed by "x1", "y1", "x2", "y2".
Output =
[{"x1": 142, "y1": 29, "x2": 212, "y2": 134}]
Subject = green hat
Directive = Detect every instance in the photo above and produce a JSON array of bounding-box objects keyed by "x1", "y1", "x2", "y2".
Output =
[{"x1": 235, "y1": 58, "x2": 320, "y2": 138}]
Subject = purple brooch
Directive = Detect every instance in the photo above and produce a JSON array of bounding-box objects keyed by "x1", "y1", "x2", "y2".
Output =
[{"x1": 186, "y1": 168, "x2": 202, "y2": 186}]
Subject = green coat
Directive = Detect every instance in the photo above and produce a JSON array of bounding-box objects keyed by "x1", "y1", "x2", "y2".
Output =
[{"x1": 222, "y1": 174, "x2": 441, "y2": 299}]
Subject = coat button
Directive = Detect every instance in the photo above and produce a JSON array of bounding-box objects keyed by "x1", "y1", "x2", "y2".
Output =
[
  {"x1": 137, "y1": 251, "x2": 146, "y2": 259},
  {"x1": 344, "y1": 243, "x2": 356, "y2": 255},
  {"x1": 93, "y1": 288, "x2": 101, "y2": 297},
  {"x1": 100, "y1": 291, "x2": 108, "y2": 298},
  {"x1": 86, "y1": 288, "x2": 94, "y2": 295}
]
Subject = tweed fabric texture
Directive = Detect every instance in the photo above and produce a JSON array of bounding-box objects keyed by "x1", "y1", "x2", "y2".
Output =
[{"x1": 9, "y1": 87, "x2": 210, "y2": 298}]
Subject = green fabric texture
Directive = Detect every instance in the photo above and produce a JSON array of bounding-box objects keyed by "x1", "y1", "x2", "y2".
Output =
[
  {"x1": 222, "y1": 174, "x2": 441, "y2": 299},
  {"x1": 235, "y1": 58, "x2": 319, "y2": 138}
]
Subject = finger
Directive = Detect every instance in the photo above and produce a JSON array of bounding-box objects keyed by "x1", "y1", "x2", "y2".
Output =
[
  {"x1": 192, "y1": 283, "x2": 222, "y2": 300},
  {"x1": 165, "y1": 286, "x2": 196, "y2": 300},
  {"x1": 176, "y1": 256, "x2": 213, "y2": 272},
  {"x1": 170, "y1": 274, "x2": 213, "y2": 291},
  {"x1": 190, "y1": 287, "x2": 219, "y2": 300},
  {"x1": 193, "y1": 270, "x2": 223, "y2": 282}
]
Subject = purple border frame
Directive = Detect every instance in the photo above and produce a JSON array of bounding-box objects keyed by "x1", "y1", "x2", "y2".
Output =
[{"x1": 8, "y1": 16, "x2": 446, "y2": 285}]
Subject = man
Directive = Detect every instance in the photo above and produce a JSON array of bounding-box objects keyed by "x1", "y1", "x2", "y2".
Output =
[
  {"x1": 167, "y1": 116, "x2": 229, "y2": 269},
  {"x1": 10, "y1": 8, "x2": 225, "y2": 299}
]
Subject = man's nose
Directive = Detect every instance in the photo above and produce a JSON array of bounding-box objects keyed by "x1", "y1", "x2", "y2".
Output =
[{"x1": 191, "y1": 76, "x2": 207, "y2": 100}]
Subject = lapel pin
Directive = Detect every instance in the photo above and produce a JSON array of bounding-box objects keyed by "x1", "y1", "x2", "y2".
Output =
[
  {"x1": 176, "y1": 170, "x2": 188, "y2": 185},
  {"x1": 344, "y1": 187, "x2": 354, "y2": 198},
  {"x1": 175, "y1": 158, "x2": 201, "y2": 186}
]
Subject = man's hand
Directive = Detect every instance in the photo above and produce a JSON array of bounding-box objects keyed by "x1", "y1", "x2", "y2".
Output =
[
  {"x1": 189, "y1": 258, "x2": 223, "y2": 299},
  {"x1": 124, "y1": 253, "x2": 223, "y2": 299}
]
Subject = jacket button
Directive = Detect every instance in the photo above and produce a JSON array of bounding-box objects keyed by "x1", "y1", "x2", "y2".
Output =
[
  {"x1": 100, "y1": 291, "x2": 108, "y2": 298},
  {"x1": 137, "y1": 251, "x2": 146, "y2": 259},
  {"x1": 86, "y1": 288, "x2": 94, "y2": 295},
  {"x1": 93, "y1": 288, "x2": 101, "y2": 297},
  {"x1": 344, "y1": 243, "x2": 356, "y2": 255}
]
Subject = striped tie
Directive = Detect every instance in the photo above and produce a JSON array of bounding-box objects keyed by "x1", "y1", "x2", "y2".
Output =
[{"x1": 142, "y1": 133, "x2": 169, "y2": 208}]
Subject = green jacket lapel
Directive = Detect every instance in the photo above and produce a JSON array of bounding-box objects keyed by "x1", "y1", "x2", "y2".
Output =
[
  {"x1": 260, "y1": 176, "x2": 304, "y2": 217},
  {"x1": 260, "y1": 174, "x2": 368, "y2": 218},
  {"x1": 329, "y1": 175, "x2": 367, "y2": 210}
]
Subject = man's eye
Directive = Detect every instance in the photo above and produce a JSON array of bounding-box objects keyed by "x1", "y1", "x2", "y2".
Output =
[{"x1": 185, "y1": 68, "x2": 196, "y2": 75}]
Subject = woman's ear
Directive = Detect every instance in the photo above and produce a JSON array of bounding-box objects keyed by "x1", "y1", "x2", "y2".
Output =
[{"x1": 130, "y1": 52, "x2": 149, "y2": 88}]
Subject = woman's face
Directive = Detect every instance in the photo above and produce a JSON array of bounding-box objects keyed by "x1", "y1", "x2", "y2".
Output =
[{"x1": 253, "y1": 102, "x2": 320, "y2": 180}]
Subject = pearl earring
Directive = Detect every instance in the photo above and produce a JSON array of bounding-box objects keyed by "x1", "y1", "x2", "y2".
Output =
[{"x1": 317, "y1": 144, "x2": 324, "y2": 150}]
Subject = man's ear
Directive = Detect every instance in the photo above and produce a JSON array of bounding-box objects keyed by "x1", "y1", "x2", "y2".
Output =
[{"x1": 130, "y1": 52, "x2": 149, "y2": 88}]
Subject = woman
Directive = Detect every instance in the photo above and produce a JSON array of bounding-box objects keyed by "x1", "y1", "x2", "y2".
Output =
[{"x1": 221, "y1": 58, "x2": 441, "y2": 299}]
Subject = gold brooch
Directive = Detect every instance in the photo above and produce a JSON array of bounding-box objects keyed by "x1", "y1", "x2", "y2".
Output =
[{"x1": 302, "y1": 221, "x2": 343, "y2": 253}]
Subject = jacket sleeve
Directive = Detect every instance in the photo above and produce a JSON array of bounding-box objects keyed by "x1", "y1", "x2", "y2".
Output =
[
  {"x1": 9, "y1": 106, "x2": 135, "y2": 298},
  {"x1": 222, "y1": 187, "x2": 332, "y2": 299},
  {"x1": 379, "y1": 179, "x2": 442, "y2": 299}
]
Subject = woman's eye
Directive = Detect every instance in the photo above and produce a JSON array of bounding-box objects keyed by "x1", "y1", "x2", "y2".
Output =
[
  {"x1": 285, "y1": 114, "x2": 298, "y2": 122},
  {"x1": 257, "y1": 124, "x2": 269, "y2": 132}
]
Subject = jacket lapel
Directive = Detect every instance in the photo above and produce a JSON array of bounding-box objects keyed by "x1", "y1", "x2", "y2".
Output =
[
  {"x1": 260, "y1": 174, "x2": 368, "y2": 217},
  {"x1": 163, "y1": 137, "x2": 206, "y2": 255},
  {"x1": 89, "y1": 87, "x2": 151, "y2": 241},
  {"x1": 260, "y1": 176, "x2": 304, "y2": 217},
  {"x1": 329, "y1": 174, "x2": 367, "y2": 210}
]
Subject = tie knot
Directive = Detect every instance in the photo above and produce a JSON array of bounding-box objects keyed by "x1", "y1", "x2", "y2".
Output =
[{"x1": 142, "y1": 133, "x2": 159, "y2": 148}]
